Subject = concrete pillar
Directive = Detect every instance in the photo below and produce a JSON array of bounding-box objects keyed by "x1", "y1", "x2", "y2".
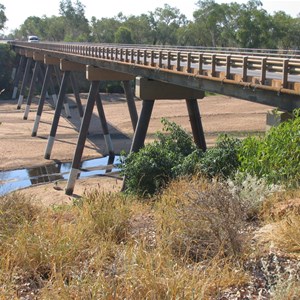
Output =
[
  {"x1": 65, "y1": 81, "x2": 100, "y2": 195},
  {"x1": 44, "y1": 71, "x2": 70, "y2": 159},
  {"x1": 266, "y1": 109, "x2": 293, "y2": 130}
]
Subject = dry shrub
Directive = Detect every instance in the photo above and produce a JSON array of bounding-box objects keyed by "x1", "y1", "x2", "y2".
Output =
[
  {"x1": 261, "y1": 189, "x2": 300, "y2": 222},
  {"x1": 0, "y1": 193, "x2": 40, "y2": 240},
  {"x1": 156, "y1": 177, "x2": 246, "y2": 261},
  {"x1": 35, "y1": 243, "x2": 248, "y2": 300},
  {"x1": 271, "y1": 212, "x2": 300, "y2": 255}
]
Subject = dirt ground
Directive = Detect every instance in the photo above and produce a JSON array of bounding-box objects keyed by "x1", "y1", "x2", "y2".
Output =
[{"x1": 0, "y1": 93, "x2": 273, "y2": 205}]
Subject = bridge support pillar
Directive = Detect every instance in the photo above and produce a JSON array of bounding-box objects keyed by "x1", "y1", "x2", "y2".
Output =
[
  {"x1": 130, "y1": 99, "x2": 155, "y2": 153},
  {"x1": 17, "y1": 56, "x2": 33, "y2": 109},
  {"x1": 134, "y1": 77, "x2": 206, "y2": 150},
  {"x1": 12, "y1": 55, "x2": 26, "y2": 99},
  {"x1": 44, "y1": 71, "x2": 71, "y2": 159},
  {"x1": 122, "y1": 80, "x2": 138, "y2": 131},
  {"x1": 65, "y1": 80, "x2": 100, "y2": 196},
  {"x1": 65, "y1": 65, "x2": 135, "y2": 195},
  {"x1": 32, "y1": 64, "x2": 54, "y2": 136},
  {"x1": 186, "y1": 99, "x2": 206, "y2": 151},
  {"x1": 266, "y1": 109, "x2": 293, "y2": 130},
  {"x1": 23, "y1": 61, "x2": 41, "y2": 120}
]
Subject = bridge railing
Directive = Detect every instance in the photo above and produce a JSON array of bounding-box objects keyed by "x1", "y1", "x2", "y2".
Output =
[{"x1": 9, "y1": 41, "x2": 300, "y2": 94}]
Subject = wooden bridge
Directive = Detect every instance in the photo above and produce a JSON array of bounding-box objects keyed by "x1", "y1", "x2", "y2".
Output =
[{"x1": 8, "y1": 41, "x2": 300, "y2": 194}]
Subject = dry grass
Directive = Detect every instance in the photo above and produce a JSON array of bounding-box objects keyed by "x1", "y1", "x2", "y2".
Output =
[{"x1": 1, "y1": 178, "x2": 300, "y2": 299}]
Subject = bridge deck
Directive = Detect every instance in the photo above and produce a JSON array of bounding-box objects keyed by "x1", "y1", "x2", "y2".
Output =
[{"x1": 9, "y1": 41, "x2": 300, "y2": 111}]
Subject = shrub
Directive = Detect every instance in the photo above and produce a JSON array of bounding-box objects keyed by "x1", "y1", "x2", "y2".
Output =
[
  {"x1": 238, "y1": 109, "x2": 300, "y2": 186},
  {"x1": 199, "y1": 134, "x2": 241, "y2": 179},
  {"x1": 157, "y1": 178, "x2": 246, "y2": 261},
  {"x1": 121, "y1": 119, "x2": 196, "y2": 196}
]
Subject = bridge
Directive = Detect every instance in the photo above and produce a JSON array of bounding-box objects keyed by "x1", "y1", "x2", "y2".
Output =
[{"x1": 7, "y1": 41, "x2": 300, "y2": 195}]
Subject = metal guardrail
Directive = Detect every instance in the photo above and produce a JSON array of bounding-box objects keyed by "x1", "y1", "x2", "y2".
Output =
[{"x1": 9, "y1": 41, "x2": 300, "y2": 95}]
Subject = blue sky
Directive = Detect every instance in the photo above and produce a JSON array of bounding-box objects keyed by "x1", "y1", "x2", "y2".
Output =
[{"x1": 1, "y1": 0, "x2": 299, "y2": 34}]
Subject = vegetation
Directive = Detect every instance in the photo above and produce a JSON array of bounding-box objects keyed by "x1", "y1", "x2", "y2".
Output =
[
  {"x1": 1, "y1": 0, "x2": 300, "y2": 50},
  {"x1": 0, "y1": 43, "x2": 16, "y2": 99}
]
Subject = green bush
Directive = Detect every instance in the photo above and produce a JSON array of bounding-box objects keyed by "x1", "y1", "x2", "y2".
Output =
[
  {"x1": 121, "y1": 119, "x2": 196, "y2": 196},
  {"x1": 199, "y1": 134, "x2": 242, "y2": 179},
  {"x1": 238, "y1": 109, "x2": 300, "y2": 186}
]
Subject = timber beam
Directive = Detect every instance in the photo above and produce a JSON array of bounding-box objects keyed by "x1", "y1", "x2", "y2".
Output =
[
  {"x1": 86, "y1": 65, "x2": 135, "y2": 81},
  {"x1": 25, "y1": 50, "x2": 33, "y2": 58},
  {"x1": 44, "y1": 55, "x2": 60, "y2": 65},
  {"x1": 33, "y1": 52, "x2": 44, "y2": 62},
  {"x1": 135, "y1": 77, "x2": 205, "y2": 100},
  {"x1": 60, "y1": 59, "x2": 85, "y2": 72}
]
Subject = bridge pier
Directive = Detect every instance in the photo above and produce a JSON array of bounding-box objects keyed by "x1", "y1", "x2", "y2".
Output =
[
  {"x1": 12, "y1": 54, "x2": 26, "y2": 99},
  {"x1": 133, "y1": 77, "x2": 206, "y2": 151},
  {"x1": 17, "y1": 53, "x2": 33, "y2": 109},
  {"x1": 32, "y1": 64, "x2": 54, "y2": 136},
  {"x1": 122, "y1": 80, "x2": 138, "y2": 131},
  {"x1": 65, "y1": 65, "x2": 135, "y2": 195},
  {"x1": 32, "y1": 56, "x2": 61, "y2": 136},
  {"x1": 44, "y1": 70, "x2": 71, "y2": 159}
]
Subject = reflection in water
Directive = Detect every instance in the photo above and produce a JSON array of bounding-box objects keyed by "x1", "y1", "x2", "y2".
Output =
[{"x1": 0, "y1": 155, "x2": 120, "y2": 196}]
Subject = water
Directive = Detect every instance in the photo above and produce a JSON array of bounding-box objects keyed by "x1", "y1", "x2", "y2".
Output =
[{"x1": 0, "y1": 155, "x2": 121, "y2": 196}]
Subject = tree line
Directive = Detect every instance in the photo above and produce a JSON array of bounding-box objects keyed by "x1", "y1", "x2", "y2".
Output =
[{"x1": 1, "y1": 0, "x2": 300, "y2": 49}]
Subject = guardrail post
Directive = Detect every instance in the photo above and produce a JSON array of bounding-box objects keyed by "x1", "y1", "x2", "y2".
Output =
[
  {"x1": 242, "y1": 56, "x2": 248, "y2": 82},
  {"x1": 65, "y1": 80, "x2": 100, "y2": 195},
  {"x1": 282, "y1": 59, "x2": 289, "y2": 88},
  {"x1": 44, "y1": 71, "x2": 70, "y2": 159},
  {"x1": 226, "y1": 55, "x2": 231, "y2": 79},
  {"x1": 211, "y1": 54, "x2": 216, "y2": 77},
  {"x1": 260, "y1": 58, "x2": 267, "y2": 84},
  {"x1": 198, "y1": 53, "x2": 203, "y2": 75}
]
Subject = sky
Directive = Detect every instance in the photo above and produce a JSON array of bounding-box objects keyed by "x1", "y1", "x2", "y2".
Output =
[{"x1": 1, "y1": 0, "x2": 300, "y2": 35}]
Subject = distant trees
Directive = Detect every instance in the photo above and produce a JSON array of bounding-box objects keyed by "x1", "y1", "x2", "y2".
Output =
[
  {"x1": 8, "y1": 0, "x2": 300, "y2": 49},
  {"x1": 0, "y1": 3, "x2": 7, "y2": 31}
]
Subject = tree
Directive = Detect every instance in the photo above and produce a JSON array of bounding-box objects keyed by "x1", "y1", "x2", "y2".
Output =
[
  {"x1": 148, "y1": 4, "x2": 187, "y2": 45},
  {"x1": 90, "y1": 17, "x2": 121, "y2": 43},
  {"x1": 114, "y1": 26, "x2": 133, "y2": 44},
  {"x1": 0, "y1": 3, "x2": 7, "y2": 31},
  {"x1": 59, "y1": 0, "x2": 90, "y2": 41}
]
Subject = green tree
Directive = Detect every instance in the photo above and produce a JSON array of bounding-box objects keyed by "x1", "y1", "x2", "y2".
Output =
[
  {"x1": 90, "y1": 17, "x2": 121, "y2": 43},
  {"x1": 59, "y1": 0, "x2": 90, "y2": 41},
  {"x1": 114, "y1": 26, "x2": 133, "y2": 44},
  {"x1": 0, "y1": 3, "x2": 6, "y2": 31},
  {"x1": 148, "y1": 4, "x2": 187, "y2": 45}
]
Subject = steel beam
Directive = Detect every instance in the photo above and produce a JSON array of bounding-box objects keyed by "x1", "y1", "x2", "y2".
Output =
[{"x1": 122, "y1": 80, "x2": 138, "y2": 131}]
